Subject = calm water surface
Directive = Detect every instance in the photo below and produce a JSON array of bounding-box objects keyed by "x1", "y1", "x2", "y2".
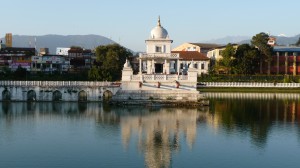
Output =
[{"x1": 1, "y1": 93, "x2": 300, "y2": 168}]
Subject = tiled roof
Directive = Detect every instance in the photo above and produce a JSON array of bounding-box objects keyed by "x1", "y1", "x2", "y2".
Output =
[{"x1": 172, "y1": 51, "x2": 209, "y2": 61}]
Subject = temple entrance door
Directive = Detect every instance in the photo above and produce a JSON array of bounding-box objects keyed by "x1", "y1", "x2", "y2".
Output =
[{"x1": 155, "y1": 63, "x2": 163, "y2": 73}]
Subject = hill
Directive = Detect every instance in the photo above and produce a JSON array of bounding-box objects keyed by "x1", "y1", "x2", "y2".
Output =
[
  {"x1": 202, "y1": 36, "x2": 250, "y2": 45},
  {"x1": 239, "y1": 34, "x2": 300, "y2": 45},
  {"x1": 201, "y1": 34, "x2": 300, "y2": 46},
  {"x1": 0, "y1": 34, "x2": 116, "y2": 54}
]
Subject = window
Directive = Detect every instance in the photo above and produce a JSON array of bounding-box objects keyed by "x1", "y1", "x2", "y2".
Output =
[
  {"x1": 201, "y1": 63, "x2": 205, "y2": 69},
  {"x1": 194, "y1": 63, "x2": 198, "y2": 69},
  {"x1": 156, "y1": 46, "x2": 162, "y2": 53}
]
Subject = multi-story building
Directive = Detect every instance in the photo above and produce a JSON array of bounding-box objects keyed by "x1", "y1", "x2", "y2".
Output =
[
  {"x1": 270, "y1": 46, "x2": 300, "y2": 75},
  {"x1": 172, "y1": 51, "x2": 210, "y2": 75},
  {"x1": 68, "y1": 48, "x2": 94, "y2": 71},
  {"x1": 206, "y1": 44, "x2": 238, "y2": 61},
  {"x1": 0, "y1": 46, "x2": 35, "y2": 71},
  {"x1": 5, "y1": 33, "x2": 12, "y2": 48},
  {"x1": 31, "y1": 55, "x2": 69, "y2": 73},
  {"x1": 56, "y1": 47, "x2": 70, "y2": 56}
]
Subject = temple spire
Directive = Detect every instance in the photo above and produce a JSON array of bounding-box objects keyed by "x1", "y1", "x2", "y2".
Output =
[{"x1": 157, "y1": 16, "x2": 161, "y2": 26}]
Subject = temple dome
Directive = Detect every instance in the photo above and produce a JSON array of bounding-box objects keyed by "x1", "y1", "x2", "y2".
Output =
[{"x1": 150, "y1": 17, "x2": 168, "y2": 39}]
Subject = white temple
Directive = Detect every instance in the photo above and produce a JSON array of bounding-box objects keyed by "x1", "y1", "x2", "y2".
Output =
[
  {"x1": 139, "y1": 16, "x2": 178, "y2": 75},
  {"x1": 114, "y1": 17, "x2": 204, "y2": 102}
]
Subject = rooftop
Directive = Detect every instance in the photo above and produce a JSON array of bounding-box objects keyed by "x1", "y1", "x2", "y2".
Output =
[
  {"x1": 273, "y1": 46, "x2": 300, "y2": 52},
  {"x1": 172, "y1": 51, "x2": 209, "y2": 61},
  {"x1": 189, "y1": 43, "x2": 221, "y2": 49}
]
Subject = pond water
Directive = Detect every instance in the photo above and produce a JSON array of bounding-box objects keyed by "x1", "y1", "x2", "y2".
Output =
[{"x1": 0, "y1": 93, "x2": 300, "y2": 168}]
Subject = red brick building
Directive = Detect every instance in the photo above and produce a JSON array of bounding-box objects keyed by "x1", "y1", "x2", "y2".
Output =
[{"x1": 270, "y1": 46, "x2": 300, "y2": 75}]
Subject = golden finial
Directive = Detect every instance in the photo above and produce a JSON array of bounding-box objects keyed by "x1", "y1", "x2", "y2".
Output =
[{"x1": 157, "y1": 16, "x2": 161, "y2": 26}]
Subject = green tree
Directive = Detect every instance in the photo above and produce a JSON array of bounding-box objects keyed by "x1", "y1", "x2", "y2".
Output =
[
  {"x1": 95, "y1": 44, "x2": 132, "y2": 81},
  {"x1": 0, "y1": 67, "x2": 12, "y2": 80},
  {"x1": 219, "y1": 43, "x2": 236, "y2": 74},
  {"x1": 14, "y1": 65, "x2": 27, "y2": 80},
  {"x1": 251, "y1": 32, "x2": 273, "y2": 75},
  {"x1": 88, "y1": 65, "x2": 100, "y2": 81},
  {"x1": 233, "y1": 44, "x2": 260, "y2": 74}
]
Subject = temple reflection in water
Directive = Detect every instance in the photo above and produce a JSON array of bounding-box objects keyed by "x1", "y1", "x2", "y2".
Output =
[{"x1": 120, "y1": 108, "x2": 206, "y2": 168}]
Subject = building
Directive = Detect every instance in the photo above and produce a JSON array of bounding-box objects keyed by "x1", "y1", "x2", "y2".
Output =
[
  {"x1": 172, "y1": 42, "x2": 221, "y2": 54},
  {"x1": 270, "y1": 46, "x2": 300, "y2": 75},
  {"x1": 0, "y1": 46, "x2": 35, "y2": 71},
  {"x1": 68, "y1": 47, "x2": 94, "y2": 71},
  {"x1": 268, "y1": 36, "x2": 277, "y2": 46},
  {"x1": 39, "y1": 48, "x2": 49, "y2": 56},
  {"x1": 139, "y1": 16, "x2": 177, "y2": 75},
  {"x1": 172, "y1": 51, "x2": 210, "y2": 75},
  {"x1": 31, "y1": 55, "x2": 69, "y2": 73},
  {"x1": 207, "y1": 44, "x2": 239, "y2": 61},
  {"x1": 5, "y1": 33, "x2": 12, "y2": 48},
  {"x1": 56, "y1": 47, "x2": 70, "y2": 55}
]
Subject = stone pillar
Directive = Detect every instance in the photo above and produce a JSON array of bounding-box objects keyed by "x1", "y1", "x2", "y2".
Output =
[
  {"x1": 139, "y1": 58, "x2": 142, "y2": 74},
  {"x1": 164, "y1": 59, "x2": 167, "y2": 74},
  {"x1": 276, "y1": 52, "x2": 279, "y2": 75},
  {"x1": 177, "y1": 59, "x2": 180, "y2": 75},
  {"x1": 293, "y1": 52, "x2": 297, "y2": 76},
  {"x1": 164, "y1": 59, "x2": 170, "y2": 74},
  {"x1": 152, "y1": 59, "x2": 155, "y2": 74},
  {"x1": 147, "y1": 60, "x2": 151, "y2": 74},
  {"x1": 285, "y1": 52, "x2": 288, "y2": 74}
]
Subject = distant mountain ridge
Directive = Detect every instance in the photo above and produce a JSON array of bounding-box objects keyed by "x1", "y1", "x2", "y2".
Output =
[
  {"x1": 202, "y1": 36, "x2": 250, "y2": 45},
  {"x1": 0, "y1": 34, "x2": 116, "y2": 54},
  {"x1": 201, "y1": 34, "x2": 300, "y2": 46}
]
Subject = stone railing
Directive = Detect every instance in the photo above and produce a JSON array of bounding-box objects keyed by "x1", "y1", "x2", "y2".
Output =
[
  {"x1": 198, "y1": 82, "x2": 300, "y2": 88},
  {"x1": 0, "y1": 81, "x2": 113, "y2": 87},
  {"x1": 140, "y1": 53, "x2": 179, "y2": 59},
  {"x1": 131, "y1": 74, "x2": 188, "y2": 81},
  {"x1": 204, "y1": 92, "x2": 300, "y2": 100}
]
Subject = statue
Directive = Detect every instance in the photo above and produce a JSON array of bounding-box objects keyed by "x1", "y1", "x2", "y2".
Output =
[{"x1": 124, "y1": 59, "x2": 131, "y2": 68}]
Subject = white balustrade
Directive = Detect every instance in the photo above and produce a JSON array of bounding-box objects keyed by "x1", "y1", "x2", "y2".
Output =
[
  {"x1": 140, "y1": 53, "x2": 179, "y2": 58},
  {"x1": 0, "y1": 80, "x2": 112, "y2": 87},
  {"x1": 135, "y1": 74, "x2": 188, "y2": 81},
  {"x1": 197, "y1": 82, "x2": 300, "y2": 88}
]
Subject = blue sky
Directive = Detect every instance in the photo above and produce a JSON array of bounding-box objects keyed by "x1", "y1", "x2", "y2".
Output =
[{"x1": 1, "y1": 0, "x2": 299, "y2": 51}]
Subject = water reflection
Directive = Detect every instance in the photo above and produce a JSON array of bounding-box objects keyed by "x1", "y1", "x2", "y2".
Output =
[
  {"x1": 119, "y1": 107, "x2": 207, "y2": 168},
  {"x1": 204, "y1": 92, "x2": 300, "y2": 148},
  {"x1": 1, "y1": 96, "x2": 300, "y2": 167}
]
